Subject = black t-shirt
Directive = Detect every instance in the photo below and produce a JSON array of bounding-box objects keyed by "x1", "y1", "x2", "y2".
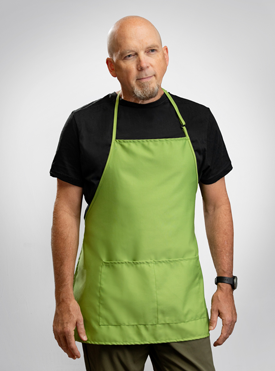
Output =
[{"x1": 50, "y1": 92, "x2": 232, "y2": 215}]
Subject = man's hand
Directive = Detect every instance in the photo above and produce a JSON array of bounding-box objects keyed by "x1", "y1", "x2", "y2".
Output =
[
  {"x1": 209, "y1": 284, "x2": 237, "y2": 346},
  {"x1": 53, "y1": 299, "x2": 87, "y2": 359}
]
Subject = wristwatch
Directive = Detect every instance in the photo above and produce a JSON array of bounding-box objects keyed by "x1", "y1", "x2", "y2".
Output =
[{"x1": 215, "y1": 276, "x2": 238, "y2": 290}]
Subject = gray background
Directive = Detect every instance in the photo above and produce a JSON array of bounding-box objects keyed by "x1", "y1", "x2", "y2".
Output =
[{"x1": 1, "y1": 0, "x2": 274, "y2": 370}]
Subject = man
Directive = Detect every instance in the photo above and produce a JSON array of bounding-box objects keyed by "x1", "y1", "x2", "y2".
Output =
[{"x1": 50, "y1": 15, "x2": 237, "y2": 371}]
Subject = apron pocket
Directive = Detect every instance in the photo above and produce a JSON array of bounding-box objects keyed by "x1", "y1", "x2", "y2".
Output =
[
  {"x1": 155, "y1": 257, "x2": 207, "y2": 324},
  {"x1": 99, "y1": 260, "x2": 157, "y2": 326}
]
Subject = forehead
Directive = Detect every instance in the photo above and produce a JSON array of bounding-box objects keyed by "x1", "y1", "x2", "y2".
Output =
[{"x1": 115, "y1": 24, "x2": 161, "y2": 54}]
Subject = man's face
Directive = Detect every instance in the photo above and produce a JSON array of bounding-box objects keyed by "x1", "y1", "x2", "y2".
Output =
[{"x1": 106, "y1": 23, "x2": 169, "y2": 103}]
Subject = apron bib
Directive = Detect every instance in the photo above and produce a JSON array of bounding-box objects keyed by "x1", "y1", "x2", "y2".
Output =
[{"x1": 73, "y1": 89, "x2": 209, "y2": 344}]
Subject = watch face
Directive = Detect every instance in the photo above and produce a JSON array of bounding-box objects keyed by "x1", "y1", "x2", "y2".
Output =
[{"x1": 233, "y1": 276, "x2": 238, "y2": 290}]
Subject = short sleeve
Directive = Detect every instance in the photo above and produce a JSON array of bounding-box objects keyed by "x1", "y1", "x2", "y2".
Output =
[
  {"x1": 49, "y1": 112, "x2": 84, "y2": 187},
  {"x1": 200, "y1": 109, "x2": 233, "y2": 184}
]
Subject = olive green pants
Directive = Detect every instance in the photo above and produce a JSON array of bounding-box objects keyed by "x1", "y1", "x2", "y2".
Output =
[{"x1": 82, "y1": 337, "x2": 215, "y2": 371}]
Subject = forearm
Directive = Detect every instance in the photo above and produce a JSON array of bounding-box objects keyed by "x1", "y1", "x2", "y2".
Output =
[
  {"x1": 51, "y1": 201, "x2": 81, "y2": 304},
  {"x1": 203, "y1": 192, "x2": 237, "y2": 346},
  {"x1": 203, "y1": 198, "x2": 234, "y2": 278}
]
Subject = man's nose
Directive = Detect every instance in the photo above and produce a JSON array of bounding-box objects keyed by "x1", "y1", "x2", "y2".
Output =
[{"x1": 137, "y1": 54, "x2": 149, "y2": 70}]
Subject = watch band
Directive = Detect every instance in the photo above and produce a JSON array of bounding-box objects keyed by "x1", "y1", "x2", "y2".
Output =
[{"x1": 215, "y1": 276, "x2": 238, "y2": 290}]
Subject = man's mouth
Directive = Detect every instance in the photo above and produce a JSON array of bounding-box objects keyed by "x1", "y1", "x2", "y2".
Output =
[{"x1": 136, "y1": 75, "x2": 153, "y2": 81}]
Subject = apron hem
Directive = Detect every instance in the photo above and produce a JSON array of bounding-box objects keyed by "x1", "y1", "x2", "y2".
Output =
[{"x1": 77, "y1": 333, "x2": 210, "y2": 345}]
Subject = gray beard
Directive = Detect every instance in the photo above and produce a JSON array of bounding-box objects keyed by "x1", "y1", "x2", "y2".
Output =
[{"x1": 132, "y1": 83, "x2": 159, "y2": 101}]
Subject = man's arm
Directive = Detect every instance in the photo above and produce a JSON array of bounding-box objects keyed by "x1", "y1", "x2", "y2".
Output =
[
  {"x1": 200, "y1": 177, "x2": 237, "y2": 347},
  {"x1": 51, "y1": 179, "x2": 87, "y2": 359}
]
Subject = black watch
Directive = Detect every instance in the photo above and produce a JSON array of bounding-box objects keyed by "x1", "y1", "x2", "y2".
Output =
[{"x1": 215, "y1": 276, "x2": 238, "y2": 290}]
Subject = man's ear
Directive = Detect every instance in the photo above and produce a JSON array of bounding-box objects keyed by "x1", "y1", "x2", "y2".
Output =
[
  {"x1": 163, "y1": 46, "x2": 169, "y2": 67},
  {"x1": 106, "y1": 58, "x2": 117, "y2": 77}
]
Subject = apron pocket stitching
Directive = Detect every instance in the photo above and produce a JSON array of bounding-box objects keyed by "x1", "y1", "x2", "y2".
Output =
[
  {"x1": 98, "y1": 262, "x2": 105, "y2": 326},
  {"x1": 99, "y1": 260, "x2": 157, "y2": 326},
  {"x1": 153, "y1": 263, "x2": 158, "y2": 324},
  {"x1": 155, "y1": 256, "x2": 207, "y2": 324},
  {"x1": 98, "y1": 257, "x2": 206, "y2": 326}
]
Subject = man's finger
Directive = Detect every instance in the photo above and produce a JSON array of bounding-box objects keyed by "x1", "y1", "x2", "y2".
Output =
[
  {"x1": 64, "y1": 329, "x2": 81, "y2": 359},
  {"x1": 209, "y1": 307, "x2": 218, "y2": 331},
  {"x1": 76, "y1": 318, "x2": 87, "y2": 342},
  {"x1": 58, "y1": 333, "x2": 73, "y2": 357},
  {"x1": 54, "y1": 330, "x2": 69, "y2": 355},
  {"x1": 213, "y1": 321, "x2": 232, "y2": 347},
  {"x1": 63, "y1": 336, "x2": 78, "y2": 359},
  {"x1": 55, "y1": 327, "x2": 79, "y2": 359}
]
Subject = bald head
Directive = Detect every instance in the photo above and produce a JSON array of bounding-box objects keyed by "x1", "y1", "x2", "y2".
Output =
[
  {"x1": 106, "y1": 16, "x2": 169, "y2": 103},
  {"x1": 107, "y1": 16, "x2": 162, "y2": 59}
]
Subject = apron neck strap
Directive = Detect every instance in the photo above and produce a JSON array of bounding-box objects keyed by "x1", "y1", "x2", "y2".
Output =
[
  {"x1": 112, "y1": 91, "x2": 121, "y2": 143},
  {"x1": 112, "y1": 89, "x2": 189, "y2": 142},
  {"x1": 161, "y1": 89, "x2": 189, "y2": 138}
]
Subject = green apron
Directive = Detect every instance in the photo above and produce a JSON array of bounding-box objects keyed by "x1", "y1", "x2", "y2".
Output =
[{"x1": 73, "y1": 89, "x2": 209, "y2": 345}]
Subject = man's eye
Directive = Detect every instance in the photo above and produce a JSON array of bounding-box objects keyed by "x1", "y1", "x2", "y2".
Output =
[
  {"x1": 149, "y1": 49, "x2": 157, "y2": 53},
  {"x1": 124, "y1": 54, "x2": 133, "y2": 59}
]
